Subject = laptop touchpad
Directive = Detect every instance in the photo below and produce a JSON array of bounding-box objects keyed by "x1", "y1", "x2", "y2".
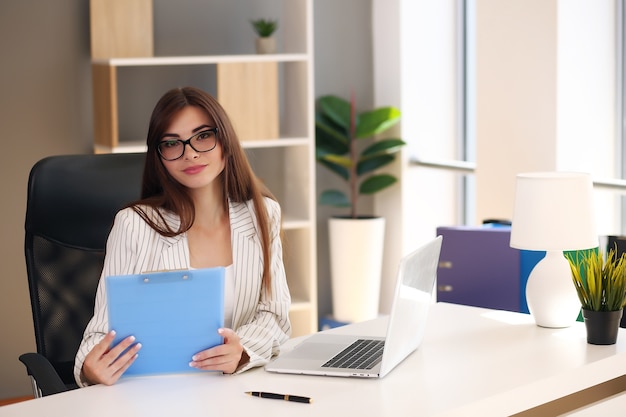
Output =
[{"x1": 286, "y1": 341, "x2": 348, "y2": 360}]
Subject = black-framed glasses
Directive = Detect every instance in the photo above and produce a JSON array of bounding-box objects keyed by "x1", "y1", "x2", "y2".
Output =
[{"x1": 157, "y1": 127, "x2": 219, "y2": 161}]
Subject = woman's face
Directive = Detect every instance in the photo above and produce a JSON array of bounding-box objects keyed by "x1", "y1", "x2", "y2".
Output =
[{"x1": 159, "y1": 105, "x2": 225, "y2": 193}]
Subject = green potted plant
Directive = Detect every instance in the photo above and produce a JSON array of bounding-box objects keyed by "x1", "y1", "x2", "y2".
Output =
[
  {"x1": 250, "y1": 19, "x2": 278, "y2": 54},
  {"x1": 316, "y1": 94, "x2": 406, "y2": 218},
  {"x1": 565, "y1": 247, "x2": 626, "y2": 345},
  {"x1": 315, "y1": 93, "x2": 406, "y2": 323}
]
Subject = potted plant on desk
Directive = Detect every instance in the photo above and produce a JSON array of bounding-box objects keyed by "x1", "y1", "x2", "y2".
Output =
[
  {"x1": 316, "y1": 94, "x2": 406, "y2": 323},
  {"x1": 566, "y1": 247, "x2": 626, "y2": 345}
]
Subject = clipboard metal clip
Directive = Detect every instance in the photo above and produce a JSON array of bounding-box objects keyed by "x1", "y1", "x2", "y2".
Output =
[{"x1": 141, "y1": 272, "x2": 190, "y2": 283}]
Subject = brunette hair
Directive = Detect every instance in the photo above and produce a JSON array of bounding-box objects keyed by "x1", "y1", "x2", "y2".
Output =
[{"x1": 132, "y1": 86, "x2": 277, "y2": 291}]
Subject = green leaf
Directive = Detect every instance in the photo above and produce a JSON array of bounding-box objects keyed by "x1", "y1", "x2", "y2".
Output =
[
  {"x1": 359, "y1": 174, "x2": 397, "y2": 194},
  {"x1": 319, "y1": 190, "x2": 351, "y2": 207},
  {"x1": 565, "y1": 248, "x2": 626, "y2": 311},
  {"x1": 318, "y1": 95, "x2": 351, "y2": 131},
  {"x1": 317, "y1": 158, "x2": 349, "y2": 181},
  {"x1": 321, "y1": 154, "x2": 353, "y2": 169},
  {"x1": 361, "y1": 138, "x2": 406, "y2": 158},
  {"x1": 356, "y1": 107, "x2": 401, "y2": 138},
  {"x1": 357, "y1": 154, "x2": 395, "y2": 176},
  {"x1": 250, "y1": 19, "x2": 278, "y2": 37},
  {"x1": 316, "y1": 114, "x2": 350, "y2": 150}
]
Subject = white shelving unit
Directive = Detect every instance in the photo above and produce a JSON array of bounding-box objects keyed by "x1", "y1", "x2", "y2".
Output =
[{"x1": 89, "y1": 0, "x2": 317, "y2": 337}]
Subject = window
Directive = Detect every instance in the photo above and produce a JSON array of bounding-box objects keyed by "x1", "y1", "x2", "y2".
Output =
[{"x1": 407, "y1": 0, "x2": 626, "y2": 242}]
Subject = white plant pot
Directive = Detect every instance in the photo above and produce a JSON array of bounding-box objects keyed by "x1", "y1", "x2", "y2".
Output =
[{"x1": 329, "y1": 217, "x2": 385, "y2": 323}]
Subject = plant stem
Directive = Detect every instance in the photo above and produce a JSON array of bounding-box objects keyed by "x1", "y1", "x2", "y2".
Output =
[{"x1": 349, "y1": 91, "x2": 358, "y2": 218}]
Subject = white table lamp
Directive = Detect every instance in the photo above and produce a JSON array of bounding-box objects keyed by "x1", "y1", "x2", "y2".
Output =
[{"x1": 510, "y1": 172, "x2": 598, "y2": 328}]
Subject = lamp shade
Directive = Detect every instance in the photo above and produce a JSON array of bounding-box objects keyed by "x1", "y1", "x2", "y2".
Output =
[{"x1": 510, "y1": 172, "x2": 598, "y2": 251}]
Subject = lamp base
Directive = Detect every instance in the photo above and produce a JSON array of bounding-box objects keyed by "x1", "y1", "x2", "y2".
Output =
[{"x1": 526, "y1": 250, "x2": 581, "y2": 328}]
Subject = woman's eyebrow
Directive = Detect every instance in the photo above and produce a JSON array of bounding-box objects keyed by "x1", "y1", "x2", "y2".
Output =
[
  {"x1": 192, "y1": 124, "x2": 212, "y2": 133},
  {"x1": 162, "y1": 124, "x2": 212, "y2": 139},
  {"x1": 161, "y1": 133, "x2": 180, "y2": 139}
]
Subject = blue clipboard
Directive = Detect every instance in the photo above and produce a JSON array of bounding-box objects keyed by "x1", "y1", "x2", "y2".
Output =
[{"x1": 106, "y1": 267, "x2": 225, "y2": 376}]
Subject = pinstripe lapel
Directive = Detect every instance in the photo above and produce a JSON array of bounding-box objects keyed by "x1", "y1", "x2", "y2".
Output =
[
  {"x1": 155, "y1": 209, "x2": 189, "y2": 271},
  {"x1": 229, "y1": 199, "x2": 262, "y2": 325},
  {"x1": 159, "y1": 234, "x2": 188, "y2": 271},
  {"x1": 230, "y1": 199, "x2": 261, "y2": 264}
]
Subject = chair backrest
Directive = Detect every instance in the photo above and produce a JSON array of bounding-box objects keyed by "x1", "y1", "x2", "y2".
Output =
[{"x1": 24, "y1": 153, "x2": 145, "y2": 386}]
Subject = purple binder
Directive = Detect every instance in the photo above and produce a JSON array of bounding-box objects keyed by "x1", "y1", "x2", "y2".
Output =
[{"x1": 436, "y1": 226, "x2": 521, "y2": 312}]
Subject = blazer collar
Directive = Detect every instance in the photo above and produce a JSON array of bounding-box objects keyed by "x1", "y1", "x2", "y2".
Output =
[{"x1": 157, "y1": 199, "x2": 259, "y2": 270}]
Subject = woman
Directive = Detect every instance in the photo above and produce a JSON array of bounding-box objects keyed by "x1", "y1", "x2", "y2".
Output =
[{"x1": 74, "y1": 86, "x2": 291, "y2": 386}]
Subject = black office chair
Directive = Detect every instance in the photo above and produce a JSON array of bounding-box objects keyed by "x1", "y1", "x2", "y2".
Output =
[{"x1": 20, "y1": 153, "x2": 145, "y2": 397}]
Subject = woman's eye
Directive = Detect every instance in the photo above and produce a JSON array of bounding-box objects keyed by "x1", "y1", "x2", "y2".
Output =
[
  {"x1": 162, "y1": 140, "x2": 179, "y2": 148},
  {"x1": 197, "y1": 132, "x2": 211, "y2": 140}
]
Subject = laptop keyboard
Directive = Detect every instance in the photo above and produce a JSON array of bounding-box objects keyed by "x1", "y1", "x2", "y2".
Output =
[{"x1": 321, "y1": 339, "x2": 385, "y2": 370}]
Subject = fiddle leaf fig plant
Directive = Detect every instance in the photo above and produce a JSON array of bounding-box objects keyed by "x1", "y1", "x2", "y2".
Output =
[{"x1": 315, "y1": 94, "x2": 406, "y2": 218}]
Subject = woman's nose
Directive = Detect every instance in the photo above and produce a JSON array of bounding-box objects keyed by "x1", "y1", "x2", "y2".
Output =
[{"x1": 182, "y1": 142, "x2": 199, "y2": 159}]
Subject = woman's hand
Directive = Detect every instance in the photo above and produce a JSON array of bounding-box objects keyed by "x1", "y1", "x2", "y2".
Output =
[
  {"x1": 81, "y1": 331, "x2": 141, "y2": 386},
  {"x1": 189, "y1": 328, "x2": 249, "y2": 374}
]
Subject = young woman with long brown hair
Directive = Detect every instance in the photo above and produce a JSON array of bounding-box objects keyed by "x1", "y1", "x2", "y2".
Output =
[{"x1": 74, "y1": 86, "x2": 291, "y2": 386}]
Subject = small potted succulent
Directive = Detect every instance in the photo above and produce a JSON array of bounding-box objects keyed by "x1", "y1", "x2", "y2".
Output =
[
  {"x1": 250, "y1": 19, "x2": 278, "y2": 54},
  {"x1": 565, "y1": 247, "x2": 626, "y2": 345}
]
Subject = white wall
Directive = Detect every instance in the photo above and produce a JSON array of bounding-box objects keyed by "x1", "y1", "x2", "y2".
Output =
[
  {"x1": 556, "y1": 0, "x2": 619, "y2": 234},
  {"x1": 475, "y1": 0, "x2": 559, "y2": 222},
  {"x1": 373, "y1": 0, "x2": 463, "y2": 313},
  {"x1": 475, "y1": 0, "x2": 619, "y2": 233},
  {"x1": 0, "y1": 1, "x2": 93, "y2": 399}
]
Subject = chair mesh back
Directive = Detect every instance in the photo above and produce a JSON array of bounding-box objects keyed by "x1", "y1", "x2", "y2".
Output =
[
  {"x1": 24, "y1": 153, "x2": 145, "y2": 386},
  {"x1": 26, "y1": 237, "x2": 104, "y2": 384}
]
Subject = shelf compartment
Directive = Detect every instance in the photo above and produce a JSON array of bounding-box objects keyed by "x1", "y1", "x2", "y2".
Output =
[
  {"x1": 90, "y1": 0, "x2": 153, "y2": 60},
  {"x1": 245, "y1": 145, "x2": 312, "y2": 223},
  {"x1": 217, "y1": 61, "x2": 278, "y2": 141},
  {"x1": 92, "y1": 57, "x2": 309, "y2": 150},
  {"x1": 282, "y1": 228, "x2": 314, "y2": 301},
  {"x1": 289, "y1": 306, "x2": 316, "y2": 337}
]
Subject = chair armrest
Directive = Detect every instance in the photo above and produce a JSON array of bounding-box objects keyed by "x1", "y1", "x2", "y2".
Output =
[{"x1": 18, "y1": 353, "x2": 69, "y2": 397}]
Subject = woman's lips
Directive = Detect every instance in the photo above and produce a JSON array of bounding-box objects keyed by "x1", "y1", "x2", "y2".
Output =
[{"x1": 183, "y1": 164, "x2": 206, "y2": 175}]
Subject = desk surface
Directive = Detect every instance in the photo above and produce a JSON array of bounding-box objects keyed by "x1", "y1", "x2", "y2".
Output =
[{"x1": 2, "y1": 303, "x2": 626, "y2": 417}]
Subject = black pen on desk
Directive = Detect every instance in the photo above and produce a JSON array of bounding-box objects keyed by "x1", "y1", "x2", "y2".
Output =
[{"x1": 245, "y1": 391, "x2": 312, "y2": 404}]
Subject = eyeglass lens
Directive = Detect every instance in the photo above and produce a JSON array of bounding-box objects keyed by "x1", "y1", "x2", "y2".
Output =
[{"x1": 158, "y1": 128, "x2": 218, "y2": 161}]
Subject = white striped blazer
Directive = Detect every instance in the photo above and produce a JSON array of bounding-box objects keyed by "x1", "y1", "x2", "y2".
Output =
[{"x1": 73, "y1": 197, "x2": 292, "y2": 387}]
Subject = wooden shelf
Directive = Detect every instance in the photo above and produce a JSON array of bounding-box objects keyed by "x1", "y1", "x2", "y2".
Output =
[
  {"x1": 94, "y1": 138, "x2": 311, "y2": 154},
  {"x1": 92, "y1": 53, "x2": 308, "y2": 66},
  {"x1": 89, "y1": 0, "x2": 317, "y2": 336}
]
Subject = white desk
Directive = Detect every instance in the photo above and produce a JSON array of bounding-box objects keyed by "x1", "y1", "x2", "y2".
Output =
[
  {"x1": 563, "y1": 392, "x2": 626, "y2": 416},
  {"x1": 2, "y1": 303, "x2": 626, "y2": 417}
]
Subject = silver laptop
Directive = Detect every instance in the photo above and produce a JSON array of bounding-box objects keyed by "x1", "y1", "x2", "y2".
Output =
[{"x1": 265, "y1": 236, "x2": 442, "y2": 378}]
